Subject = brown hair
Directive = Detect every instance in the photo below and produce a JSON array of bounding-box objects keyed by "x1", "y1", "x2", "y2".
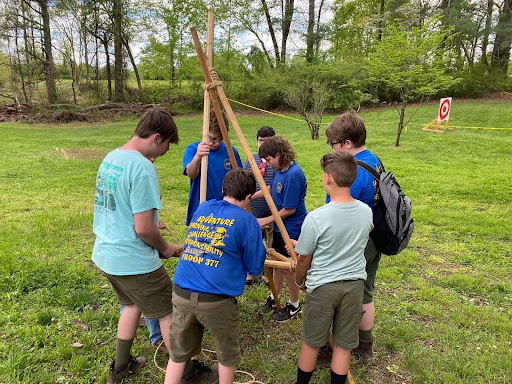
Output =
[
  {"x1": 325, "y1": 112, "x2": 366, "y2": 148},
  {"x1": 320, "y1": 151, "x2": 357, "y2": 187},
  {"x1": 223, "y1": 168, "x2": 257, "y2": 201},
  {"x1": 134, "y1": 109, "x2": 179, "y2": 143},
  {"x1": 258, "y1": 135, "x2": 296, "y2": 169},
  {"x1": 209, "y1": 109, "x2": 229, "y2": 136}
]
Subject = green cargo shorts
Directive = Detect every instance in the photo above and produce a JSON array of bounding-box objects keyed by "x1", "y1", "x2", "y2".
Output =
[
  {"x1": 364, "y1": 237, "x2": 381, "y2": 304},
  {"x1": 303, "y1": 280, "x2": 364, "y2": 350},
  {"x1": 169, "y1": 287, "x2": 241, "y2": 367},
  {"x1": 103, "y1": 265, "x2": 173, "y2": 319}
]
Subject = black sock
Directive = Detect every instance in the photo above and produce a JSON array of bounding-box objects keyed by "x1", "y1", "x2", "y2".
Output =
[
  {"x1": 331, "y1": 370, "x2": 347, "y2": 384},
  {"x1": 296, "y1": 366, "x2": 314, "y2": 384},
  {"x1": 114, "y1": 338, "x2": 133, "y2": 369}
]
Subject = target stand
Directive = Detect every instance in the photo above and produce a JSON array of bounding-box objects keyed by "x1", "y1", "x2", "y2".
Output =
[{"x1": 423, "y1": 97, "x2": 453, "y2": 133}]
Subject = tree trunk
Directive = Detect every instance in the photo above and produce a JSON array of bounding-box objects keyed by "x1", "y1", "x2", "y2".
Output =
[
  {"x1": 281, "y1": 0, "x2": 294, "y2": 63},
  {"x1": 82, "y1": 12, "x2": 91, "y2": 85},
  {"x1": 491, "y1": 0, "x2": 512, "y2": 75},
  {"x1": 123, "y1": 37, "x2": 141, "y2": 90},
  {"x1": 261, "y1": 0, "x2": 280, "y2": 63},
  {"x1": 15, "y1": 23, "x2": 29, "y2": 103},
  {"x1": 37, "y1": 0, "x2": 58, "y2": 103},
  {"x1": 314, "y1": 0, "x2": 325, "y2": 58},
  {"x1": 480, "y1": 0, "x2": 493, "y2": 66},
  {"x1": 306, "y1": 0, "x2": 315, "y2": 62},
  {"x1": 395, "y1": 102, "x2": 406, "y2": 147},
  {"x1": 377, "y1": 0, "x2": 386, "y2": 41},
  {"x1": 103, "y1": 34, "x2": 112, "y2": 101},
  {"x1": 22, "y1": 3, "x2": 33, "y2": 100},
  {"x1": 113, "y1": 0, "x2": 124, "y2": 102}
]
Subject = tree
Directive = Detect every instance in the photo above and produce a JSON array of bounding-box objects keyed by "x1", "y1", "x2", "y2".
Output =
[
  {"x1": 367, "y1": 18, "x2": 460, "y2": 147},
  {"x1": 491, "y1": 0, "x2": 512, "y2": 75},
  {"x1": 284, "y1": 77, "x2": 330, "y2": 140}
]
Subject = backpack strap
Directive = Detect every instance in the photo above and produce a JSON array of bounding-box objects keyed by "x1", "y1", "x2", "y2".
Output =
[{"x1": 357, "y1": 160, "x2": 380, "y2": 181}]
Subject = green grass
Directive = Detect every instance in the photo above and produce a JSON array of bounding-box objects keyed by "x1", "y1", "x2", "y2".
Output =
[{"x1": 0, "y1": 99, "x2": 511, "y2": 383}]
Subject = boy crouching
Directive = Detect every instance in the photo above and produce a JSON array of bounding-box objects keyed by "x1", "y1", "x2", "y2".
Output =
[
  {"x1": 293, "y1": 152, "x2": 373, "y2": 384},
  {"x1": 165, "y1": 168, "x2": 267, "y2": 384}
]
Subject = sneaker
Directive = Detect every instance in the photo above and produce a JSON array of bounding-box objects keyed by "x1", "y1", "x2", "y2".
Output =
[
  {"x1": 273, "y1": 302, "x2": 301, "y2": 323},
  {"x1": 353, "y1": 336, "x2": 375, "y2": 365},
  {"x1": 315, "y1": 344, "x2": 333, "y2": 369},
  {"x1": 261, "y1": 296, "x2": 276, "y2": 313},
  {"x1": 181, "y1": 360, "x2": 219, "y2": 384},
  {"x1": 107, "y1": 355, "x2": 147, "y2": 384},
  {"x1": 152, "y1": 338, "x2": 169, "y2": 355}
]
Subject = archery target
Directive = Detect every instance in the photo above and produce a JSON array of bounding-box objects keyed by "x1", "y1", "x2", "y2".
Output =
[{"x1": 438, "y1": 97, "x2": 452, "y2": 121}]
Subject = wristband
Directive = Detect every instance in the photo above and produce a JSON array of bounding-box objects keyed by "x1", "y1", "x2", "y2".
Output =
[{"x1": 295, "y1": 280, "x2": 306, "y2": 288}]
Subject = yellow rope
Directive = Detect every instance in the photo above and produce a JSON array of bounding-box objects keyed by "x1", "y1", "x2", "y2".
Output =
[{"x1": 381, "y1": 121, "x2": 512, "y2": 131}]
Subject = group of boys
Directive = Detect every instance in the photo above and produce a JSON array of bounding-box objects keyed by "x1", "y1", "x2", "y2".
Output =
[{"x1": 92, "y1": 108, "x2": 383, "y2": 384}]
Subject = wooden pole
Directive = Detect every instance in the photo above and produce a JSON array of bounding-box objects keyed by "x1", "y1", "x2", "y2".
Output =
[
  {"x1": 199, "y1": 11, "x2": 214, "y2": 203},
  {"x1": 190, "y1": 27, "x2": 298, "y2": 265},
  {"x1": 265, "y1": 265, "x2": 282, "y2": 311}
]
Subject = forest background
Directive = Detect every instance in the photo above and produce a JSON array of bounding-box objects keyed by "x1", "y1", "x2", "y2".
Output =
[{"x1": 1, "y1": 0, "x2": 511, "y2": 125}]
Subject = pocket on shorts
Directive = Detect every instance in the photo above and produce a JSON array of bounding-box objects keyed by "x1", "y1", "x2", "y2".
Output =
[{"x1": 140, "y1": 268, "x2": 172, "y2": 296}]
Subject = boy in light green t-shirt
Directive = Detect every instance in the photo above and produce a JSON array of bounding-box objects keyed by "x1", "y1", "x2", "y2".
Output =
[{"x1": 292, "y1": 152, "x2": 373, "y2": 384}]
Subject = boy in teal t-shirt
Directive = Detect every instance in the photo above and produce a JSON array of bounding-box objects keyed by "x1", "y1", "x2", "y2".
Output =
[{"x1": 292, "y1": 152, "x2": 373, "y2": 384}]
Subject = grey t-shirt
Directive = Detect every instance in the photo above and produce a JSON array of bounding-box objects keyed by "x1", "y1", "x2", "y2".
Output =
[{"x1": 295, "y1": 201, "x2": 373, "y2": 293}]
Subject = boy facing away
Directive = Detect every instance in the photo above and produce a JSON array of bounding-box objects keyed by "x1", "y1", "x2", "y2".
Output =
[
  {"x1": 91, "y1": 109, "x2": 179, "y2": 383},
  {"x1": 293, "y1": 152, "x2": 373, "y2": 384},
  {"x1": 165, "y1": 168, "x2": 267, "y2": 384}
]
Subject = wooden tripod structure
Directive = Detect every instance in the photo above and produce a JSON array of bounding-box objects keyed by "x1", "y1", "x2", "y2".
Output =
[
  {"x1": 186, "y1": 12, "x2": 355, "y2": 384},
  {"x1": 422, "y1": 118, "x2": 451, "y2": 133}
]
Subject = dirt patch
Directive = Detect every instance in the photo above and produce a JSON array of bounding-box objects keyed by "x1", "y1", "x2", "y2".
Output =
[{"x1": 54, "y1": 146, "x2": 106, "y2": 161}]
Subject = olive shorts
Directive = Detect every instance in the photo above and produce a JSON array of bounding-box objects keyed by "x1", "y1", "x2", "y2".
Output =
[
  {"x1": 103, "y1": 265, "x2": 173, "y2": 319},
  {"x1": 303, "y1": 280, "x2": 364, "y2": 350},
  {"x1": 169, "y1": 288, "x2": 241, "y2": 367},
  {"x1": 363, "y1": 237, "x2": 381, "y2": 304}
]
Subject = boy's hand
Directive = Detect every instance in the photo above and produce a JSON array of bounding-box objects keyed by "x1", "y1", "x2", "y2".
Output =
[
  {"x1": 159, "y1": 243, "x2": 178, "y2": 259},
  {"x1": 195, "y1": 142, "x2": 210, "y2": 159},
  {"x1": 284, "y1": 239, "x2": 297, "y2": 256}
]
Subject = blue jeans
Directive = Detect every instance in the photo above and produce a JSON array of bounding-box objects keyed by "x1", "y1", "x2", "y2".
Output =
[{"x1": 119, "y1": 305, "x2": 162, "y2": 343}]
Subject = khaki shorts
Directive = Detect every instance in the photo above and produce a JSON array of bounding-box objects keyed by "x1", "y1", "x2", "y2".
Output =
[
  {"x1": 303, "y1": 280, "x2": 364, "y2": 350},
  {"x1": 169, "y1": 287, "x2": 241, "y2": 367},
  {"x1": 104, "y1": 265, "x2": 173, "y2": 319},
  {"x1": 364, "y1": 237, "x2": 381, "y2": 304}
]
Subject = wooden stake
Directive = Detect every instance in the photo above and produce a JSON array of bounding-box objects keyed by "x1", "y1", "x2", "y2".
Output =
[
  {"x1": 199, "y1": 11, "x2": 214, "y2": 203},
  {"x1": 190, "y1": 27, "x2": 297, "y2": 265},
  {"x1": 422, "y1": 119, "x2": 444, "y2": 133}
]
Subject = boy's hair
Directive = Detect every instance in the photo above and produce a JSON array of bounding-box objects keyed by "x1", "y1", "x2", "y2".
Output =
[
  {"x1": 320, "y1": 152, "x2": 357, "y2": 187},
  {"x1": 209, "y1": 109, "x2": 229, "y2": 135},
  {"x1": 135, "y1": 109, "x2": 179, "y2": 143},
  {"x1": 258, "y1": 135, "x2": 296, "y2": 169},
  {"x1": 325, "y1": 112, "x2": 366, "y2": 148},
  {"x1": 223, "y1": 168, "x2": 257, "y2": 201},
  {"x1": 257, "y1": 126, "x2": 275, "y2": 139}
]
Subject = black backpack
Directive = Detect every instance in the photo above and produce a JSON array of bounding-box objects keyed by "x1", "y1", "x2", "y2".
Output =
[{"x1": 357, "y1": 158, "x2": 414, "y2": 255}]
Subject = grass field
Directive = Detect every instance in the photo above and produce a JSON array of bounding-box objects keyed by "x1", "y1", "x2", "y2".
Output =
[{"x1": 0, "y1": 99, "x2": 511, "y2": 384}]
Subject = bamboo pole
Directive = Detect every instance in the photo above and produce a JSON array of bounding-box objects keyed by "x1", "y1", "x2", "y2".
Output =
[
  {"x1": 265, "y1": 265, "x2": 282, "y2": 311},
  {"x1": 199, "y1": 11, "x2": 214, "y2": 203},
  {"x1": 190, "y1": 27, "x2": 298, "y2": 265}
]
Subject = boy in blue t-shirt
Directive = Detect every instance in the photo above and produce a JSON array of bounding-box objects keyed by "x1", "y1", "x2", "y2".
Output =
[
  {"x1": 325, "y1": 112, "x2": 383, "y2": 365},
  {"x1": 293, "y1": 151, "x2": 373, "y2": 384},
  {"x1": 252, "y1": 135, "x2": 307, "y2": 323},
  {"x1": 183, "y1": 110, "x2": 243, "y2": 225},
  {"x1": 165, "y1": 168, "x2": 266, "y2": 384}
]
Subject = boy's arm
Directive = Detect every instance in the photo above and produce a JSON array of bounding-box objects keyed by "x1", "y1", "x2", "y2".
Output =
[
  {"x1": 134, "y1": 209, "x2": 178, "y2": 259},
  {"x1": 295, "y1": 253, "x2": 312, "y2": 291},
  {"x1": 249, "y1": 185, "x2": 271, "y2": 201},
  {"x1": 185, "y1": 142, "x2": 210, "y2": 179},
  {"x1": 257, "y1": 207, "x2": 296, "y2": 227}
]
